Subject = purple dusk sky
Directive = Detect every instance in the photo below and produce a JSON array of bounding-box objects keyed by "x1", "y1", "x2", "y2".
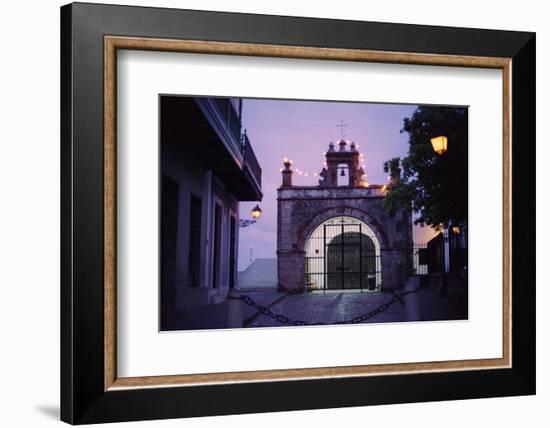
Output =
[{"x1": 238, "y1": 98, "x2": 435, "y2": 271}]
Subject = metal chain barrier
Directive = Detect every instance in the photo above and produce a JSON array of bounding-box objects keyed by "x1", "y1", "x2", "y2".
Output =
[{"x1": 229, "y1": 288, "x2": 421, "y2": 326}]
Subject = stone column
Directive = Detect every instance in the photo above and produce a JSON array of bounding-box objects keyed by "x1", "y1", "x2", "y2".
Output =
[{"x1": 277, "y1": 249, "x2": 305, "y2": 293}]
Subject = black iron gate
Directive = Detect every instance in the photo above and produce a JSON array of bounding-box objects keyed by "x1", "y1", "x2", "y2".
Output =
[{"x1": 305, "y1": 217, "x2": 381, "y2": 292}]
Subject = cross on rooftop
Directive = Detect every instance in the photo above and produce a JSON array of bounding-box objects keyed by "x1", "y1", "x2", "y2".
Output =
[{"x1": 336, "y1": 120, "x2": 348, "y2": 140}]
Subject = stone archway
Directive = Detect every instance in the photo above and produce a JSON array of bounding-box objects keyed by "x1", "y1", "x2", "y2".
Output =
[
  {"x1": 297, "y1": 206, "x2": 389, "y2": 253},
  {"x1": 304, "y1": 215, "x2": 382, "y2": 292},
  {"x1": 276, "y1": 199, "x2": 407, "y2": 293}
]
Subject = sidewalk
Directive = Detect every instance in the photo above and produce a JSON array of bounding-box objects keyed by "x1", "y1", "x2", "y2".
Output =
[{"x1": 164, "y1": 288, "x2": 285, "y2": 331}]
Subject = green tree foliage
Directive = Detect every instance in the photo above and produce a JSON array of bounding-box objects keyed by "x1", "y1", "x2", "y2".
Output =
[{"x1": 383, "y1": 106, "x2": 468, "y2": 228}]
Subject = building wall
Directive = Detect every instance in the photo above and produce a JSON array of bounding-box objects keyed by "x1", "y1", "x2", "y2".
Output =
[
  {"x1": 277, "y1": 187, "x2": 413, "y2": 292},
  {"x1": 162, "y1": 143, "x2": 239, "y2": 313}
]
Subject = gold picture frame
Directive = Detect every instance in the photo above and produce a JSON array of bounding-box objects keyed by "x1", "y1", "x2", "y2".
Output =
[{"x1": 104, "y1": 35, "x2": 511, "y2": 391}]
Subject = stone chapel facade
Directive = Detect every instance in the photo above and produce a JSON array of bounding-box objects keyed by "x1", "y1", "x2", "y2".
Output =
[{"x1": 277, "y1": 139, "x2": 413, "y2": 293}]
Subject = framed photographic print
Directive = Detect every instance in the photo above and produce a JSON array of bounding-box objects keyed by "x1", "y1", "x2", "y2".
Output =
[{"x1": 60, "y1": 2, "x2": 535, "y2": 424}]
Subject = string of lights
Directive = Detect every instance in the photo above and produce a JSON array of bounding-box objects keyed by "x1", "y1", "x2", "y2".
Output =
[{"x1": 279, "y1": 143, "x2": 370, "y2": 183}]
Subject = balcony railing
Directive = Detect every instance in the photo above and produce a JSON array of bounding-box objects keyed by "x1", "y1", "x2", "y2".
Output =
[
  {"x1": 212, "y1": 98, "x2": 242, "y2": 144},
  {"x1": 195, "y1": 97, "x2": 262, "y2": 199},
  {"x1": 241, "y1": 132, "x2": 262, "y2": 191}
]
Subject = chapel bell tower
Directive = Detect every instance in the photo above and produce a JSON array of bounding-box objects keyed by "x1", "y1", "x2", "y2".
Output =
[{"x1": 319, "y1": 140, "x2": 366, "y2": 187}]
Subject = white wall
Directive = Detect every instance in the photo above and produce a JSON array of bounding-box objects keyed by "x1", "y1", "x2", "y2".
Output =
[{"x1": 0, "y1": 0, "x2": 546, "y2": 427}]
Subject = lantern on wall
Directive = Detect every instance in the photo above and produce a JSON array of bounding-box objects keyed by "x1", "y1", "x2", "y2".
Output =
[
  {"x1": 239, "y1": 204, "x2": 263, "y2": 228},
  {"x1": 251, "y1": 204, "x2": 262, "y2": 220}
]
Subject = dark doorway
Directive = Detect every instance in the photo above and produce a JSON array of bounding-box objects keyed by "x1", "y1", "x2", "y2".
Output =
[
  {"x1": 326, "y1": 231, "x2": 377, "y2": 290},
  {"x1": 212, "y1": 203, "x2": 223, "y2": 289},
  {"x1": 188, "y1": 194, "x2": 202, "y2": 287},
  {"x1": 160, "y1": 175, "x2": 179, "y2": 329},
  {"x1": 229, "y1": 215, "x2": 237, "y2": 288}
]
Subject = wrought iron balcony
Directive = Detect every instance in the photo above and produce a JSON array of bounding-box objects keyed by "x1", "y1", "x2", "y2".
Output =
[
  {"x1": 241, "y1": 131, "x2": 262, "y2": 192},
  {"x1": 160, "y1": 96, "x2": 262, "y2": 201},
  {"x1": 205, "y1": 97, "x2": 263, "y2": 193},
  {"x1": 212, "y1": 98, "x2": 242, "y2": 144}
]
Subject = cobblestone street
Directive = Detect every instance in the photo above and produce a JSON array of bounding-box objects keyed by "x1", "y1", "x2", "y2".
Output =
[
  {"x1": 243, "y1": 284, "x2": 462, "y2": 327},
  {"x1": 165, "y1": 280, "x2": 464, "y2": 331},
  {"x1": 244, "y1": 290, "x2": 412, "y2": 327}
]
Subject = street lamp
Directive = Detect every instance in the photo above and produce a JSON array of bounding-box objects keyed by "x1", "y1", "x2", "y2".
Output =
[
  {"x1": 430, "y1": 135, "x2": 448, "y2": 155},
  {"x1": 251, "y1": 204, "x2": 262, "y2": 220},
  {"x1": 240, "y1": 204, "x2": 262, "y2": 228}
]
